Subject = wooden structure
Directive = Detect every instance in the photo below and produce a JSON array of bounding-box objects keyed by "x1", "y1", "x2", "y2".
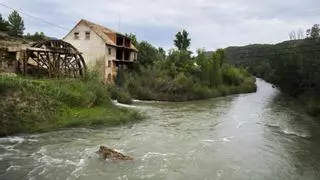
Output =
[{"x1": 23, "y1": 40, "x2": 86, "y2": 78}]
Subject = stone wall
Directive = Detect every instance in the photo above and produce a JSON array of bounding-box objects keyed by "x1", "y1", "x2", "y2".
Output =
[{"x1": 0, "y1": 48, "x2": 18, "y2": 73}]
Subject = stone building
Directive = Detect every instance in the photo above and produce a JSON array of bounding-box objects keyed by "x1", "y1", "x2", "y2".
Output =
[{"x1": 63, "y1": 19, "x2": 138, "y2": 82}]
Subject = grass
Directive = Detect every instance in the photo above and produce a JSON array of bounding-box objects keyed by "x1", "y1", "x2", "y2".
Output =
[{"x1": 0, "y1": 74, "x2": 144, "y2": 136}]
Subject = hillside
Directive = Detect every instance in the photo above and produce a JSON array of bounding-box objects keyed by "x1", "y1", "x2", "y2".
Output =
[{"x1": 220, "y1": 38, "x2": 320, "y2": 117}]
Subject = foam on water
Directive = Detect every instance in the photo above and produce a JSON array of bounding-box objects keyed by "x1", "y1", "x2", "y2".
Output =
[
  {"x1": 38, "y1": 167, "x2": 47, "y2": 175},
  {"x1": 0, "y1": 144, "x2": 20, "y2": 153},
  {"x1": 70, "y1": 158, "x2": 86, "y2": 178},
  {"x1": 133, "y1": 99, "x2": 164, "y2": 103},
  {"x1": 141, "y1": 152, "x2": 175, "y2": 162},
  {"x1": 263, "y1": 122, "x2": 311, "y2": 139},
  {"x1": 237, "y1": 121, "x2": 247, "y2": 128},
  {"x1": 27, "y1": 146, "x2": 97, "y2": 180},
  {"x1": 0, "y1": 152, "x2": 15, "y2": 158},
  {"x1": 0, "y1": 136, "x2": 25, "y2": 144},
  {"x1": 6, "y1": 165, "x2": 21, "y2": 171},
  {"x1": 38, "y1": 155, "x2": 64, "y2": 164},
  {"x1": 112, "y1": 100, "x2": 138, "y2": 108},
  {"x1": 283, "y1": 129, "x2": 310, "y2": 138},
  {"x1": 202, "y1": 136, "x2": 235, "y2": 143}
]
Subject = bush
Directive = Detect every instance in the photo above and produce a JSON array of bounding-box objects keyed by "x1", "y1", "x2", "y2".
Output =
[
  {"x1": 109, "y1": 86, "x2": 133, "y2": 104},
  {"x1": 222, "y1": 65, "x2": 245, "y2": 85}
]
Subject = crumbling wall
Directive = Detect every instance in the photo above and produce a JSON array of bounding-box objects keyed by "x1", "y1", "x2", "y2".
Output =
[{"x1": 0, "y1": 48, "x2": 18, "y2": 73}]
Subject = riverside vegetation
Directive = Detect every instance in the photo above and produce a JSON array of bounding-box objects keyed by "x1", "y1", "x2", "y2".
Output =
[
  {"x1": 0, "y1": 72, "x2": 143, "y2": 136},
  {"x1": 111, "y1": 30, "x2": 257, "y2": 103},
  {"x1": 224, "y1": 24, "x2": 320, "y2": 117}
]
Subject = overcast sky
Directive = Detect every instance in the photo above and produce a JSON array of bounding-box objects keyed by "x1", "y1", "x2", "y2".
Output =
[{"x1": 1, "y1": 0, "x2": 319, "y2": 51}]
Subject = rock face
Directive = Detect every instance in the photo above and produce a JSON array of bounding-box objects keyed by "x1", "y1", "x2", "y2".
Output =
[{"x1": 96, "y1": 145, "x2": 133, "y2": 161}]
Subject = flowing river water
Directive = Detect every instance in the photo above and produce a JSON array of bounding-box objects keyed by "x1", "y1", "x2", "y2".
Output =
[{"x1": 1, "y1": 79, "x2": 320, "y2": 180}]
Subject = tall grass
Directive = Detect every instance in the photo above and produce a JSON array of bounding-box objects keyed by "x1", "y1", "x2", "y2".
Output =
[{"x1": 0, "y1": 72, "x2": 143, "y2": 136}]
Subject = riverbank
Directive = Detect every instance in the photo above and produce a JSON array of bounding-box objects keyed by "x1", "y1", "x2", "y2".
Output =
[
  {"x1": 225, "y1": 38, "x2": 320, "y2": 118},
  {"x1": 0, "y1": 75, "x2": 143, "y2": 136},
  {"x1": 116, "y1": 77, "x2": 256, "y2": 102},
  {"x1": 111, "y1": 67, "x2": 257, "y2": 103}
]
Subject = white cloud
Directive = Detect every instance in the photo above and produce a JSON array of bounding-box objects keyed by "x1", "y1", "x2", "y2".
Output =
[{"x1": 1, "y1": 0, "x2": 320, "y2": 51}]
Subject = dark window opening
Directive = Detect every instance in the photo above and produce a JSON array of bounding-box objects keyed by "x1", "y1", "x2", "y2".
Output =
[
  {"x1": 7, "y1": 52, "x2": 16, "y2": 65},
  {"x1": 116, "y1": 49, "x2": 123, "y2": 60},
  {"x1": 108, "y1": 48, "x2": 112, "y2": 55},
  {"x1": 74, "y1": 32, "x2": 79, "y2": 40},
  {"x1": 85, "y1": 31, "x2": 90, "y2": 40},
  {"x1": 108, "y1": 61, "x2": 111, "y2": 67},
  {"x1": 124, "y1": 38, "x2": 131, "y2": 47},
  {"x1": 116, "y1": 36, "x2": 124, "y2": 46},
  {"x1": 124, "y1": 50, "x2": 130, "y2": 61}
]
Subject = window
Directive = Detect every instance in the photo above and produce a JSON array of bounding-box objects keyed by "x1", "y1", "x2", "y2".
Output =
[
  {"x1": 108, "y1": 60, "x2": 111, "y2": 67},
  {"x1": 108, "y1": 48, "x2": 112, "y2": 55},
  {"x1": 74, "y1": 32, "x2": 79, "y2": 40},
  {"x1": 85, "y1": 31, "x2": 90, "y2": 40}
]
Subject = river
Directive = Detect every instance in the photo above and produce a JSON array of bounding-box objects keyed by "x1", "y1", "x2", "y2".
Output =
[{"x1": 1, "y1": 79, "x2": 320, "y2": 180}]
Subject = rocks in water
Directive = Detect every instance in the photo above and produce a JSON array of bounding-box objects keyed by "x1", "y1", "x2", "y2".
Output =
[{"x1": 96, "y1": 145, "x2": 133, "y2": 161}]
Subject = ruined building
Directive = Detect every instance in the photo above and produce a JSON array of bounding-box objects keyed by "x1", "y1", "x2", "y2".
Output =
[{"x1": 63, "y1": 19, "x2": 138, "y2": 82}]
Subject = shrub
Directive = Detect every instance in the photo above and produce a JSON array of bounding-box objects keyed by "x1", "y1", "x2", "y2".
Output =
[
  {"x1": 109, "y1": 86, "x2": 132, "y2": 104},
  {"x1": 222, "y1": 65, "x2": 245, "y2": 85}
]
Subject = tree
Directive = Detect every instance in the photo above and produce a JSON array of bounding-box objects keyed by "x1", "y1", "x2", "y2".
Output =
[
  {"x1": 306, "y1": 24, "x2": 320, "y2": 39},
  {"x1": 158, "y1": 47, "x2": 166, "y2": 60},
  {"x1": 167, "y1": 49, "x2": 193, "y2": 74},
  {"x1": 137, "y1": 41, "x2": 159, "y2": 68},
  {"x1": 289, "y1": 31, "x2": 297, "y2": 40},
  {"x1": 24, "y1": 31, "x2": 47, "y2": 41},
  {"x1": 0, "y1": 14, "x2": 9, "y2": 32},
  {"x1": 216, "y1": 49, "x2": 226, "y2": 67},
  {"x1": 8, "y1": 11, "x2": 25, "y2": 36},
  {"x1": 297, "y1": 28, "x2": 304, "y2": 39},
  {"x1": 125, "y1": 33, "x2": 138, "y2": 47},
  {"x1": 174, "y1": 29, "x2": 191, "y2": 51}
]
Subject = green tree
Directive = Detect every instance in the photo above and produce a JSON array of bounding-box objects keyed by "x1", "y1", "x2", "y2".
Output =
[
  {"x1": 174, "y1": 29, "x2": 191, "y2": 51},
  {"x1": 8, "y1": 11, "x2": 25, "y2": 36},
  {"x1": 24, "y1": 31, "x2": 47, "y2": 41},
  {"x1": 125, "y1": 33, "x2": 138, "y2": 47},
  {"x1": 209, "y1": 51, "x2": 223, "y2": 87},
  {"x1": 0, "y1": 14, "x2": 9, "y2": 31},
  {"x1": 137, "y1": 41, "x2": 159, "y2": 68},
  {"x1": 306, "y1": 24, "x2": 320, "y2": 39},
  {"x1": 166, "y1": 49, "x2": 194, "y2": 74},
  {"x1": 216, "y1": 48, "x2": 226, "y2": 67}
]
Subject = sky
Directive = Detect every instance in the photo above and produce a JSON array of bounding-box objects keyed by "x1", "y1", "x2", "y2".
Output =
[{"x1": 1, "y1": 0, "x2": 320, "y2": 52}]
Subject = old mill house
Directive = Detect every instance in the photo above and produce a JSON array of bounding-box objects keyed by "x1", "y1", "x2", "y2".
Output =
[{"x1": 63, "y1": 19, "x2": 138, "y2": 82}]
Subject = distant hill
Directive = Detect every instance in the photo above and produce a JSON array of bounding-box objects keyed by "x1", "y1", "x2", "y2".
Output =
[{"x1": 205, "y1": 40, "x2": 308, "y2": 79}]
